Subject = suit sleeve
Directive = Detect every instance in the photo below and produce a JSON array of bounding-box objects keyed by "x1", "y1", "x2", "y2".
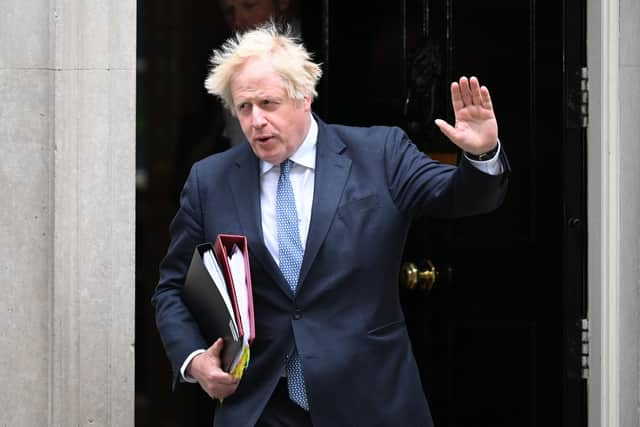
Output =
[
  {"x1": 151, "y1": 163, "x2": 208, "y2": 387},
  {"x1": 384, "y1": 127, "x2": 509, "y2": 218}
]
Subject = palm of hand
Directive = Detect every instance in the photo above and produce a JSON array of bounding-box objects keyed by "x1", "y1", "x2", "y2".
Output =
[
  {"x1": 435, "y1": 76, "x2": 499, "y2": 155},
  {"x1": 451, "y1": 106, "x2": 498, "y2": 152}
]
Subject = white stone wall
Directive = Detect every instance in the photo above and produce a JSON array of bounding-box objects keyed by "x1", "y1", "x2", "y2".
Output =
[
  {"x1": 0, "y1": 2, "x2": 53, "y2": 425},
  {"x1": 588, "y1": 0, "x2": 640, "y2": 426},
  {"x1": 0, "y1": 1, "x2": 135, "y2": 426},
  {"x1": 618, "y1": 0, "x2": 640, "y2": 425}
]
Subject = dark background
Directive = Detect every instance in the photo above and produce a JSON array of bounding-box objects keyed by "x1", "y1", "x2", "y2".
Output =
[{"x1": 135, "y1": 1, "x2": 587, "y2": 426}]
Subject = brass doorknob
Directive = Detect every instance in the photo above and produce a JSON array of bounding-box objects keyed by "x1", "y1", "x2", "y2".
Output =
[{"x1": 401, "y1": 260, "x2": 437, "y2": 291}]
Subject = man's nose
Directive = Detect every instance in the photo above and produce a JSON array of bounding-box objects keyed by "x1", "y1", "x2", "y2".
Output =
[{"x1": 251, "y1": 108, "x2": 267, "y2": 128}]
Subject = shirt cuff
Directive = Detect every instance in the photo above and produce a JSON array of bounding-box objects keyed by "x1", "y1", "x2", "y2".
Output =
[
  {"x1": 180, "y1": 349, "x2": 206, "y2": 383},
  {"x1": 464, "y1": 140, "x2": 503, "y2": 175}
]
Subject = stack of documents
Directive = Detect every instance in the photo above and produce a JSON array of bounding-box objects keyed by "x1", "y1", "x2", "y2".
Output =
[{"x1": 182, "y1": 235, "x2": 255, "y2": 380}]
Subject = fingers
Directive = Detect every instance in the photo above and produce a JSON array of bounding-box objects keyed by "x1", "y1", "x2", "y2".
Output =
[
  {"x1": 208, "y1": 337, "x2": 224, "y2": 362},
  {"x1": 452, "y1": 76, "x2": 492, "y2": 109},
  {"x1": 205, "y1": 374, "x2": 239, "y2": 400},
  {"x1": 206, "y1": 338, "x2": 237, "y2": 385},
  {"x1": 204, "y1": 365, "x2": 239, "y2": 400},
  {"x1": 450, "y1": 81, "x2": 464, "y2": 112},
  {"x1": 470, "y1": 77, "x2": 483, "y2": 106},
  {"x1": 194, "y1": 338, "x2": 240, "y2": 400},
  {"x1": 450, "y1": 77, "x2": 474, "y2": 112},
  {"x1": 480, "y1": 85, "x2": 493, "y2": 110},
  {"x1": 459, "y1": 77, "x2": 473, "y2": 108},
  {"x1": 434, "y1": 119, "x2": 460, "y2": 148}
]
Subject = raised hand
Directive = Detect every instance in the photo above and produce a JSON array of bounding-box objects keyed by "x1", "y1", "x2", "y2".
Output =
[
  {"x1": 187, "y1": 338, "x2": 239, "y2": 400},
  {"x1": 435, "y1": 76, "x2": 499, "y2": 155}
]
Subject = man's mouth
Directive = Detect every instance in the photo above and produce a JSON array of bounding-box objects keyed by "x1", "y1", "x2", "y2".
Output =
[{"x1": 254, "y1": 135, "x2": 273, "y2": 144}]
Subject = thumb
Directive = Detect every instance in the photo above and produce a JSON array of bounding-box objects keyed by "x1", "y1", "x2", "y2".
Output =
[
  {"x1": 207, "y1": 338, "x2": 224, "y2": 361},
  {"x1": 434, "y1": 119, "x2": 461, "y2": 147}
]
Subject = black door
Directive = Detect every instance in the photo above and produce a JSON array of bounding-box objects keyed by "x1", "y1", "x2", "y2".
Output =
[
  {"x1": 135, "y1": 0, "x2": 587, "y2": 425},
  {"x1": 301, "y1": 0, "x2": 588, "y2": 426}
]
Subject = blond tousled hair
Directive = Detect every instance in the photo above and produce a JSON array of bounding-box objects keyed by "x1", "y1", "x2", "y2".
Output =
[{"x1": 204, "y1": 22, "x2": 322, "y2": 115}]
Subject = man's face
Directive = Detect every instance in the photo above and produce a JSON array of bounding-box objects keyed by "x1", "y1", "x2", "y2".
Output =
[
  {"x1": 231, "y1": 56, "x2": 311, "y2": 165},
  {"x1": 219, "y1": 0, "x2": 277, "y2": 31}
]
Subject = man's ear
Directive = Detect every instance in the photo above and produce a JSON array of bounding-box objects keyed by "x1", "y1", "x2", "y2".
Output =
[{"x1": 295, "y1": 94, "x2": 311, "y2": 111}]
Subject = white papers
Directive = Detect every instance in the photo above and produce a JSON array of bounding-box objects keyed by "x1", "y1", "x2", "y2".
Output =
[
  {"x1": 202, "y1": 244, "x2": 251, "y2": 374},
  {"x1": 203, "y1": 249, "x2": 236, "y2": 332},
  {"x1": 228, "y1": 244, "x2": 251, "y2": 347}
]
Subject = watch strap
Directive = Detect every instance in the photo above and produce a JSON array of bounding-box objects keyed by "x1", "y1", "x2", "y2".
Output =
[{"x1": 465, "y1": 143, "x2": 499, "y2": 161}]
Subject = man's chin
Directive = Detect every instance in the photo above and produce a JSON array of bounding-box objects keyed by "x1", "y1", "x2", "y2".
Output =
[{"x1": 251, "y1": 147, "x2": 286, "y2": 165}]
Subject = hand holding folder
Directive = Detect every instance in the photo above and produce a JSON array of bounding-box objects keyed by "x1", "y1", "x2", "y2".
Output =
[{"x1": 182, "y1": 235, "x2": 255, "y2": 380}]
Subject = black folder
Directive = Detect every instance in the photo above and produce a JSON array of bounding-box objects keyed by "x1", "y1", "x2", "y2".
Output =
[{"x1": 182, "y1": 240, "x2": 248, "y2": 373}]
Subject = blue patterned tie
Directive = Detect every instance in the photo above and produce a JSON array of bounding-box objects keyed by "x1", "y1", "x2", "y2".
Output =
[{"x1": 276, "y1": 159, "x2": 309, "y2": 410}]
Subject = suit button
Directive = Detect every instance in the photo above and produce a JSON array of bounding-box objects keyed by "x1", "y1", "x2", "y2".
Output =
[{"x1": 293, "y1": 309, "x2": 301, "y2": 320}]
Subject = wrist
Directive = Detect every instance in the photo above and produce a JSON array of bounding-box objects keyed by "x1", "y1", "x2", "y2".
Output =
[
  {"x1": 465, "y1": 143, "x2": 499, "y2": 161},
  {"x1": 181, "y1": 349, "x2": 206, "y2": 383}
]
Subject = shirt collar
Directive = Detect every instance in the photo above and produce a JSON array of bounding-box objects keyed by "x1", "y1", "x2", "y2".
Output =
[{"x1": 260, "y1": 114, "x2": 318, "y2": 175}]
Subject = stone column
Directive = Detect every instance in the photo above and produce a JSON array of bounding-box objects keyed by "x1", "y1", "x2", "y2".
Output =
[
  {"x1": 588, "y1": 0, "x2": 640, "y2": 426},
  {"x1": 0, "y1": 1, "x2": 136, "y2": 426},
  {"x1": 618, "y1": 0, "x2": 640, "y2": 425}
]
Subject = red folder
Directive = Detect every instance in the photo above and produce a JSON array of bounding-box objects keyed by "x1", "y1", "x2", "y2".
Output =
[
  {"x1": 182, "y1": 234, "x2": 255, "y2": 374},
  {"x1": 214, "y1": 234, "x2": 256, "y2": 346}
]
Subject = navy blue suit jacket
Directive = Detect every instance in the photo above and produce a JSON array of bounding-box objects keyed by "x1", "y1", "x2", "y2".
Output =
[{"x1": 153, "y1": 117, "x2": 509, "y2": 427}]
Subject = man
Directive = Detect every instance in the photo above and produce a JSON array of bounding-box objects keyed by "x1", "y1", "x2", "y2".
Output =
[{"x1": 153, "y1": 23, "x2": 508, "y2": 427}]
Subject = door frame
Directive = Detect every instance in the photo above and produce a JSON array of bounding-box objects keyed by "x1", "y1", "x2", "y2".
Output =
[{"x1": 587, "y1": 0, "x2": 620, "y2": 426}]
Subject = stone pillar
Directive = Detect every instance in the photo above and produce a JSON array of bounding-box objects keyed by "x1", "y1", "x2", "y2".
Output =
[
  {"x1": 618, "y1": 0, "x2": 640, "y2": 425},
  {"x1": 0, "y1": 1, "x2": 135, "y2": 426},
  {"x1": 588, "y1": 0, "x2": 640, "y2": 426}
]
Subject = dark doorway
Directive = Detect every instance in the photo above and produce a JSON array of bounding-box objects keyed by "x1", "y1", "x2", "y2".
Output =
[{"x1": 135, "y1": 1, "x2": 587, "y2": 426}]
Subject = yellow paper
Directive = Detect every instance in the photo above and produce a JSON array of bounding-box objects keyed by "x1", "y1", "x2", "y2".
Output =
[{"x1": 231, "y1": 345, "x2": 250, "y2": 380}]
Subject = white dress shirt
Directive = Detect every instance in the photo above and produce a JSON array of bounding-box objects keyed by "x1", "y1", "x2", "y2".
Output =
[
  {"x1": 179, "y1": 115, "x2": 501, "y2": 381},
  {"x1": 259, "y1": 117, "x2": 318, "y2": 265}
]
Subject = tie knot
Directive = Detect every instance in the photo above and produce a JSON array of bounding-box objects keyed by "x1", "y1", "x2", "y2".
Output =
[{"x1": 280, "y1": 159, "x2": 292, "y2": 177}]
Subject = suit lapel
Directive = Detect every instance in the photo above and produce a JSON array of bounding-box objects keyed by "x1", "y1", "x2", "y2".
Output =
[
  {"x1": 298, "y1": 120, "x2": 351, "y2": 290},
  {"x1": 228, "y1": 146, "x2": 293, "y2": 299}
]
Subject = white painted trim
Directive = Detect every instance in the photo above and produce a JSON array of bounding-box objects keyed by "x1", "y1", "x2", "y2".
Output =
[{"x1": 587, "y1": 0, "x2": 620, "y2": 426}]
